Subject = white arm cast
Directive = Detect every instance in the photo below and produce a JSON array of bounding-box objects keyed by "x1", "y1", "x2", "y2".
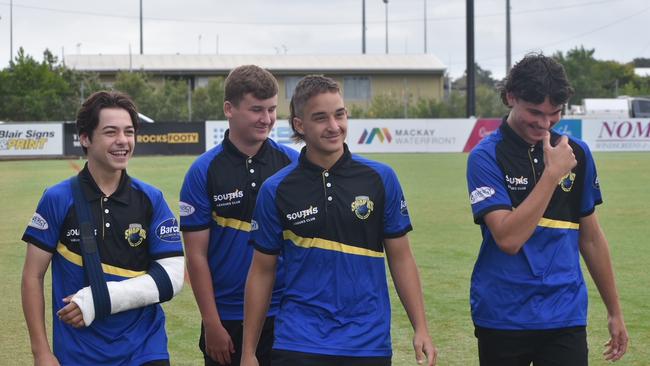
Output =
[{"x1": 71, "y1": 256, "x2": 184, "y2": 326}]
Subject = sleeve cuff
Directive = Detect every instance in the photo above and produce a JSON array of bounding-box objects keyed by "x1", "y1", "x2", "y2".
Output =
[
  {"x1": 22, "y1": 235, "x2": 56, "y2": 253},
  {"x1": 180, "y1": 223, "x2": 210, "y2": 232},
  {"x1": 251, "y1": 240, "x2": 281, "y2": 255},
  {"x1": 474, "y1": 205, "x2": 512, "y2": 224},
  {"x1": 384, "y1": 224, "x2": 413, "y2": 239}
]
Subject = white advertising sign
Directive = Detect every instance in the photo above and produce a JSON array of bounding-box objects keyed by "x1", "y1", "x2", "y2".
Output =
[
  {"x1": 205, "y1": 120, "x2": 303, "y2": 151},
  {"x1": 0, "y1": 123, "x2": 63, "y2": 156},
  {"x1": 582, "y1": 119, "x2": 650, "y2": 151},
  {"x1": 347, "y1": 119, "x2": 476, "y2": 153}
]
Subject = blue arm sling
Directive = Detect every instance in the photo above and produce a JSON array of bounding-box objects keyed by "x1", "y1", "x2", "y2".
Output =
[{"x1": 69, "y1": 176, "x2": 112, "y2": 320}]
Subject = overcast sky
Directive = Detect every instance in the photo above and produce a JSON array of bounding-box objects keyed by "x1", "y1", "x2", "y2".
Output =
[{"x1": 1, "y1": 0, "x2": 649, "y2": 79}]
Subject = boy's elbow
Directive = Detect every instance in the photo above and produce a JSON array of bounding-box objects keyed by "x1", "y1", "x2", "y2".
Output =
[{"x1": 493, "y1": 237, "x2": 522, "y2": 255}]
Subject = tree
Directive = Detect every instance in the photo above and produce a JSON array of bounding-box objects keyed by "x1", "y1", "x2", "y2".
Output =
[
  {"x1": 365, "y1": 93, "x2": 409, "y2": 118},
  {"x1": 554, "y1": 46, "x2": 635, "y2": 104},
  {"x1": 0, "y1": 48, "x2": 81, "y2": 121},
  {"x1": 633, "y1": 58, "x2": 650, "y2": 67},
  {"x1": 112, "y1": 71, "x2": 156, "y2": 115},
  {"x1": 452, "y1": 63, "x2": 499, "y2": 91},
  {"x1": 475, "y1": 84, "x2": 509, "y2": 118},
  {"x1": 192, "y1": 78, "x2": 226, "y2": 121}
]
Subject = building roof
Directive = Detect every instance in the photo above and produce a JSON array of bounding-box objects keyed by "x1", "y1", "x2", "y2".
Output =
[
  {"x1": 635, "y1": 67, "x2": 650, "y2": 77},
  {"x1": 63, "y1": 54, "x2": 446, "y2": 75}
]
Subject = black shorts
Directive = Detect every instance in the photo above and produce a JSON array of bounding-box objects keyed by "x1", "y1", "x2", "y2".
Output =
[
  {"x1": 141, "y1": 360, "x2": 169, "y2": 366},
  {"x1": 199, "y1": 316, "x2": 275, "y2": 366},
  {"x1": 475, "y1": 325, "x2": 588, "y2": 366},
  {"x1": 271, "y1": 349, "x2": 391, "y2": 366}
]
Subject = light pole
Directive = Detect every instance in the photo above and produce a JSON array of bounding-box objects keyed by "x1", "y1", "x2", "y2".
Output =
[
  {"x1": 424, "y1": 0, "x2": 427, "y2": 53},
  {"x1": 383, "y1": 0, "x2": 389, "y2": 54},
  {"x1": 362, "y1": 0, "x2": 366, "y2": 54},
  {"x1": 506, "y1": 0, "x2": 512, "y2": 73},
  {"x1": 139, "y1": 0, "x2": 143, "y2": 54},
  {"x1": 466, "y1": 0, "x2": 476, "y2": 117},
  {"x1": 10, "y1": 0, "x2": 13, "y2": 63}
]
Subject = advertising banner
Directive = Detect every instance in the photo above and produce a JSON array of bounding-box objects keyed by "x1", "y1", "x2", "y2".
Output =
[
  {"x1": 552, "y1": 119, "x2": 582, "y2": 139},
  {"x1": 349, "y1": 119, "x2": 475, "y2": 153},
  {"x1": 65, "y1": 122, "x2": 205, "y2": 156},
  {"x1": 582, "y1": 119, "x2": 650, "y2": 151},
  {"x1": 206, "y1": 120, "x2": 303, "y2": 151},
  {"x1": 63, "y1": 123, "x2": 84, "y2": 156},
  {"x1": 463, "y1": 118, "x2": 501, "y2": 152},
  {"x1": 0, "y1": 123, "x2": 63, "y2": 156},
  {"x1": 134, "y1": 122, "x2": 205, "y2": 155}
]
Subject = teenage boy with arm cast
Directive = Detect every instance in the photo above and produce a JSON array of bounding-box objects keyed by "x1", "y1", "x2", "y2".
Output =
[{"x1": 22, "y1": 91, "x2": 184, "y2": 366}]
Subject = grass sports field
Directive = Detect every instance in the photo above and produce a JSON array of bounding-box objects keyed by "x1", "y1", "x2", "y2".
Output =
[{"x1": 1, "y1": 152, "x2": 648, "y2": 365}]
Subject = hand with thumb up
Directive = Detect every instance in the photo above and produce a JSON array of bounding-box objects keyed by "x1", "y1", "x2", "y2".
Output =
[{"x1": 543, "y1": 133, "x2": 577, "y2": 180}]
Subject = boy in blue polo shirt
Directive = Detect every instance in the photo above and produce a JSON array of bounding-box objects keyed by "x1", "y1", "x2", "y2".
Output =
[
  {"x1": 242, "y1": 75, "x2": 437, "y2": 366},
  {"x1": 466, "y1": 53, "x2": 628, "y2": 365},
  {"x1": 22, "y1": 91, "x2": 184, "y2": 366}
]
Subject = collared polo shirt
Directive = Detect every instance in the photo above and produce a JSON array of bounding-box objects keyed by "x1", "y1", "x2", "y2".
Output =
[
  {"x1": 180, "y1": 130, "x2": 299, "y2": 320},
  {"x1": 22, "y1": 165, "x2": 183, "y2": 365},
  {"x1": 466, "y1": 118, "x2": 602, "y2": 330},
  {"x1": 251, "y1": 144, "x2": 412, "y2": 357}
]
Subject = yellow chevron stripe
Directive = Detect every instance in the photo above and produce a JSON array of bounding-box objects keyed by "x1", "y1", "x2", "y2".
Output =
[
  {"x1": 212, "y1": 212, "x2": 252, "y2": 232},
  {"x1": 56, "y1": 243, "x2": 146, "y2": 278},
  {"x1": 283, "y1": 230, "x2": 384, "y2": 258},
  {"x1": 538, "y1": 218, "x2": 580, "y2": 230}
]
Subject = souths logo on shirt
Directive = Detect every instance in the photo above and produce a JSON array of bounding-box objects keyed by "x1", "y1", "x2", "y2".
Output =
[
  {"x1": 505, "y1": 175, "x2": 529, "y2": 191},
  {"x1": 125, "y1": 223, "x2": 147, "y2": 247},
  {"x1": 470, "y1": 186, "x2": 495, "y2": 205},
  {"x1": 213, "y1": 189, "x2": 244, "y2": 207},
  {"x1": 558, "y1": 172, "x2": 576, "y2": 192},
  {"x1": 156, "y1": 218, "x2": 181, "y2": 242},
  {"x1": 65, "y1": 228, "x2": 98, "y2": 241},
  {"x1": 351, "y1": 196, "x2": 374, "y2": 220},
  {"x1": 28, "y1": 213, "x2": 48, "y2": 230},
  {"x1": 286, "y1": 205, "x2": 319, "y2": 225}
]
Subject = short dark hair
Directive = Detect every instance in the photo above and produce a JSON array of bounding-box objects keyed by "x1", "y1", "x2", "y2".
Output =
[
  {"x1": 76, "y1": 91, "x2": 139, "y2": 154},
  {"x1": 288, "y1": 75, "x2": 341, "y2": 142},
  {"x1": 499, "y1": 53, "x2": 574, "y2": 107},
  {"x1": 224, "y1": 65, "x2": 278, "y2": 106}
]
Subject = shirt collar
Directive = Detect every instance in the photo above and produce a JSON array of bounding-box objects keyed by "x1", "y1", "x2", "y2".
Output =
[
  {"x1": 78, "y1": 163, "x2": 131, "y2": 204},
  {"x1": 298, "y1": 143, "x2": 351, "y2": 173},
  {"x1": 222, "y1": 129, "x2": 270, "y2": 165}
]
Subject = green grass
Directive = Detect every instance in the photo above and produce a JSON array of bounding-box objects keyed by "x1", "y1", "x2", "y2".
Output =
[{"x1": 1, "y1": 152, "x2": 648, "y2": 365}]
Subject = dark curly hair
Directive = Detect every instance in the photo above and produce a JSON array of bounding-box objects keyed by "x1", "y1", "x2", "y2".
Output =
[
  {"x1": 499, "y1": 53, "x2": 574, "y2": 107},
  {"x1": 76, "y1": 91, "x2": 139, "y2": 154}
]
